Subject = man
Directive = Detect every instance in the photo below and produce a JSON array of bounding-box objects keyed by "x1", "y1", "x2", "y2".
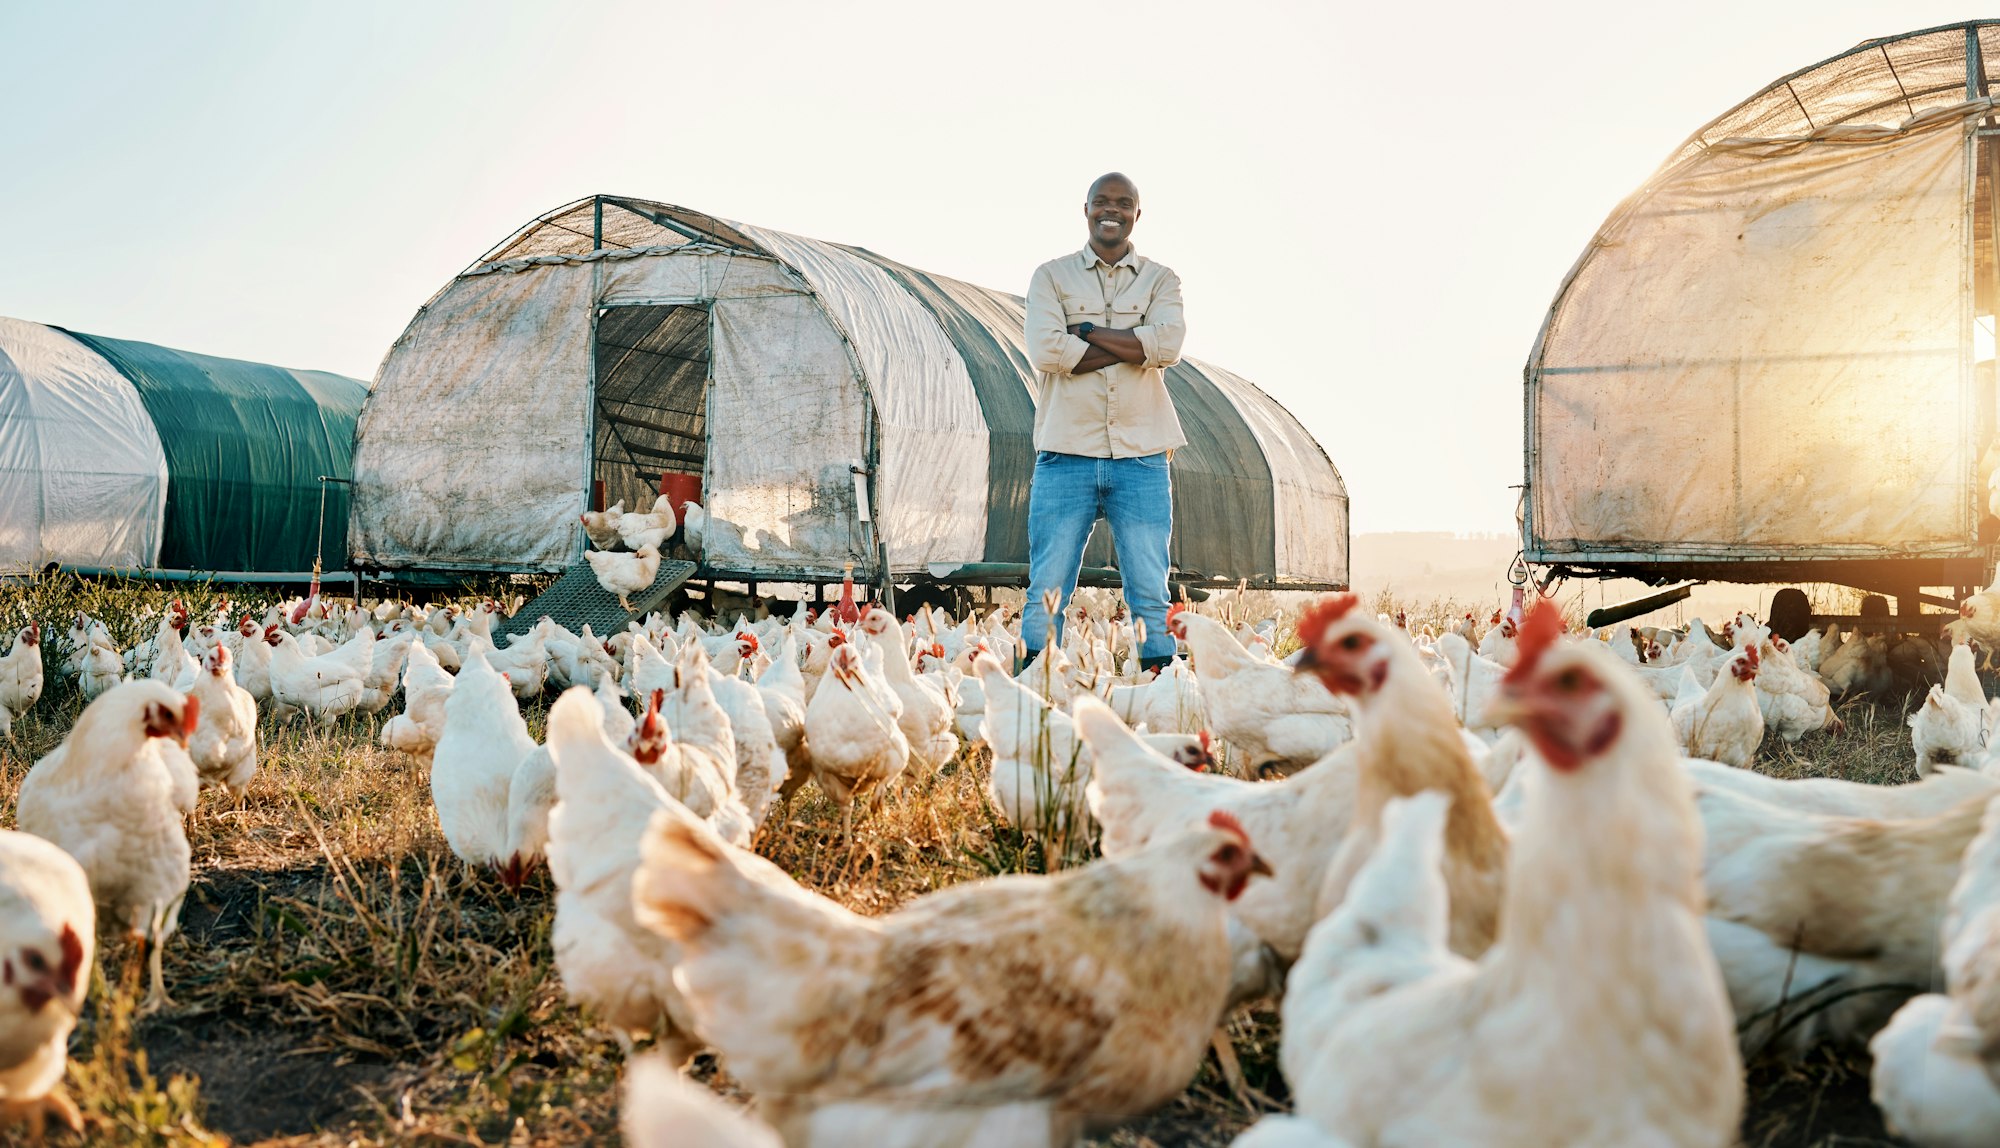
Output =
[{"x1": 1021, "y1": 172, "x2": 1186, "y2": 674}]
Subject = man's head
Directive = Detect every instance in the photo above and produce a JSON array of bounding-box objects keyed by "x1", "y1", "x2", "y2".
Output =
[{"x1": 1085, "y1": 172, "x2": 1140, "y2": 252}]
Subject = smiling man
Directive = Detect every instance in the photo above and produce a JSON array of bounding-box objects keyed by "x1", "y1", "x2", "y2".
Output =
[{"x1": 1021, "y1": 172, "x2": 1187, "y2": 673}]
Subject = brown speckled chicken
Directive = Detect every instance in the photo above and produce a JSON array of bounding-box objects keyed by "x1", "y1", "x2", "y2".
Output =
[{"x1": 632, "y1": 804, "x2": 1271, "y2": 1145}]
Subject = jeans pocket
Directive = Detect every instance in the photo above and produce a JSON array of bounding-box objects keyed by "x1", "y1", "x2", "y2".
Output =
[{"x1": 1130, "y1": 452, "x2": 1170, "y2": 469}]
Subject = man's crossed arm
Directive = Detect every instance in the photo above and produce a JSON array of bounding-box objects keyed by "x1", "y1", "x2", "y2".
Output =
[{"x1": 1067, "y1": 324, "x2": 1146, "y2": 374}]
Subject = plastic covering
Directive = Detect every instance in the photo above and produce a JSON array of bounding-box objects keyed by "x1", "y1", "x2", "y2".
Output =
[
  {"x1": 0, "y1": 318, "x2": 168, "y2": 571},
  {"x1": 1193, "y1": 360, "x2": 1351, "y2": 585},
  {"x1": 1531, "y1": 91, "x2": 1982, "y2": 559},
  {"x1": 66, "y1": 331, "x2": 368, "y2": 573},
  {"x1": 742, "y1": 226, "x2": 993, "y2": 569},
  {"x1": 351, "y1": 195, "x2": 1350, "y2": 586}
]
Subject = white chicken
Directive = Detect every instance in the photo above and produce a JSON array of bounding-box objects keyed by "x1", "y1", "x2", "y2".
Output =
[
  {"x1": 0, "y1": 623, "x2": 43, "y2": 741},
  {"x1": 543, "y1": 686, "x2": 703, "y2": 1062},
  {"x1": 858, "y1": 608, "x2": 958, "y2": 779},
  {"x1": 1912, "y1": 640, "x2": 1989, "y2": 774},
  {"x1": 1107, "y1": 654, "x2": 1207, "y2": 736},
  {"x1": 1270, "y1": 605, "x2": 1743, "y2": 1148},
  {"x1": 754, "y1": 633, "x2": 812, "y2": 810},
  {"x1": 429, "y1": 649, "x2": 537, "y2": 872},
  {"x1": 1753, "y1": 636, "x2": 1840, "y2": 742},
  {"x1": 74, "y1": 630, "x2": 123, "y2": 703},
  {"x1": 580, "y1": 500, "x2": 625, "y2": 549},
  {"x1": 265, "y1": 622, "x2": 372, "y2": 724},
  {"x1": 230, "y1": 615, "x2": 273, "y2": 702},
  {"x1": 1171, "y1": 609, "x2": 1350, "y2": 776},
  {"x1": 380, "y1": 636, "x2": 457, "y2": 760},
  {"x1": 183, "y1": 644, "x2": 258, "y2": 797},
  {"x1": 1870, "y1": 790, "x2": 2000, "y2": 1148},
  {"x1": 17, "y1": 681, "x2": 197, "y2": 1012},
  {"x1": 587, "y1": 543, "x2": 663, "y2": 609},
  {"x1": 481, "y1": 618, "x2": 554, "y2": 700},
  {"x1": 800, "y1": 640, "x2": 909, "y2": 822},
  {"x1": 631, "y1": 799, "x2": 1271, "y2": 1147},
  {"x1": 0, "y1": 830, "x2": 94, "y2": 1138},
  {"x1": 1432, "y1": 630, "x2": 1509, "y2": 741},
  {"x1": 1670, "y1": 643, "x2": 1764, "y2": 768},
  {"x1": 621, "y1": 1054, "x2": 783, "y2": 1148},
  {"x1": 974, "y1": 654, "x2": 1213, "y2": 848}
]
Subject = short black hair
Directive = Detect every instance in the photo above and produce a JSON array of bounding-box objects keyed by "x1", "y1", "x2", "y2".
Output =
[{"x1": 1087, "y1": 172, "x2": 1139, "y2": 201}]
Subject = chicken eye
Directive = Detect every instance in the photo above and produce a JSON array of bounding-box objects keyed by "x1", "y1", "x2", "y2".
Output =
[
  {"x1": 1556, "y1": 669, "x2": 1582, "y2": 691},
  {"x1": 1340, "y1": 635, "x2": 1364, "y2": 651},
  {"x1": 20, "y1": 950, "x2": 46, "y2": 974},
  {"x1": 1214, "y1": 843, "x2": 1242, "y2": 866}
]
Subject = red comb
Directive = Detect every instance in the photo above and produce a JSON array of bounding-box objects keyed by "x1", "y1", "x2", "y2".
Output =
[
  {"x1": 646, "y1": 688, "x2": 664, "y2": 718},
  {"x1": 1165, "y1": 602, "x2": 1189, "y2": 637},
  {"x1": 828, "y1": 630, "x2": 847, "y2": 647},
  {"x1": 1746, "y1": 645, "x2": 1761, "y2": 667},
  {"x1": 1198, "y1": 729, "x2": 1212, "y2": 751},
  {"x1": 1295, "y1": 593, "x2": 1361, "y2": 652},
  {"x1": 1503, "y1": 599, "x2": 1565, "y2": 684},
  {"x1": 1207, "y1": 808, "x2": 1250, "y2": 846}
]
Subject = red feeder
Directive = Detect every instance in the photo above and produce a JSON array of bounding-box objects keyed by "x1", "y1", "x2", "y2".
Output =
[{"x1": 658, "y1": 472, "x2": 703, "y2": 527}]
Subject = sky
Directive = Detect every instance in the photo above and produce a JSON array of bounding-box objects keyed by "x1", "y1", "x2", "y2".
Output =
[{"x1": 0, "y1": 1, "x2": 1983, "y2": 536}]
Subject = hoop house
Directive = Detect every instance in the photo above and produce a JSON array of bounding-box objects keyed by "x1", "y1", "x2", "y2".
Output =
[
  {"x1": 348, "y1": 196, "x2": 1349, "y2": 590},
  {"x1": 1524, "y1": 21, "x2": 2000, "y2": 601},
  {"x1": 0, "y1": 315, "x2": 368, "y2": 575}
]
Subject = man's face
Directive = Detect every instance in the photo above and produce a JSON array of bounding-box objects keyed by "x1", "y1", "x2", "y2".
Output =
[{"x1": 1086, "y1": 179, "x2": 1139, "y2": 248}]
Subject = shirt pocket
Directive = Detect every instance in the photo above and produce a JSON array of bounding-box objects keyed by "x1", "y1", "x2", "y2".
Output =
[
  {"x1": 1062, "y1": 294, "x2": 1105, "y2": 323},
  {"x1": 1108, "y1": 296, "x2": 1147, "y2": 328}
]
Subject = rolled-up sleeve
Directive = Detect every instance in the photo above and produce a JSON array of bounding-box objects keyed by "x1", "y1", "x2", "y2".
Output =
[
  {"x1": 1027, "y1": 263, "x2": 1089, "y2": 375},
  {"x1": 1132, "y1": 269, "x2": 1185, "y2": 369}
]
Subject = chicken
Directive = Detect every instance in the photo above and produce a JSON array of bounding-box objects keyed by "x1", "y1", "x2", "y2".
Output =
[
  {"x1": 429, "y1": 649, "x2": 537, "y2": 871},
  {"x1": 183, "y1": 644, "x2": 258, "y2": 797},
  {"x1": 1106, "y1": 655, "x2": 1208, "y2": 736},
  {"x1": 1292, "y1": 593, "x2": 1509, "y2": 958},
  {"x1": 693, "y1": 653, "x2": 786, "y2": 832},
  {"x1": 499, "y1": 678, "x2": 636, "y2": 892},
  {"x1": 1698, "y1": 783, "x2": 1987, "y2": 1053},
  {"x1": 630, "y1": 801, "x2": 1271, "y2": 1146},
  {"x1": 1431, "y1": 631, "x2": 1508, "y2": 740},
  {"x1": 230, "y1": 616, "x2": 272, "y2": 702},
  {"x1": 680, "y1": 501, "x2": 707, "y2": 554},
  {"x1": 1753, "y1": 636, "x2": 1839, "y2": 742},
  {"x1": 74, "y1": 631, "x2": 123, "y2": 703},
  {"x1": 17, "y1": 681, "x2": 197, "y2": 1012},
  {"x1": 380, "y1": 636, "x2": 456, "y2": 760},
  {"x1": 1959, "y1": 572, "x2": 2000, "y2": 650},
  {"x1": 1868, "y1": 994, "x2": 2000, "y2": 1148},
  {"x1": 1912, "y1": 640, "x2": 1989, "y2": 774},
  {"x1": 755, "y1": 633, "x2": 812, "y2": 809},
  {"x1": 580, "y1": 500, "x2": 625, "y2": 549},
  {"x1": 543, "y1": 686, "x2": 704, "y2": 1062},
  {"x1": 0, "y1": 830, "x2": 93, "y2": 1138},
  {"x1": 356, "y1": 628, "x2": 414, "y2": 715},
  {"x1": 800, "y1": 641, "x2": 908, "y2": 821},
  {"x1": 1869, "y1": 791, "x2": 2000, "y2": 1147},
  {"x1": 0, "y1": 624, "x2": 43, "y2": 741},
  {"x1": 1821, "y1": 630, "x2": 1894, "y2": 700},
  {"x1": 858, "y1": 608, "x2": 958, "y2": 779},
  {"x1": 586, "y1": 544, "x2": 663, "y2": 610},
  {"x1": 478, "y1": 618, "x2": 554, "y2": 700},
  {"x1": 265, "y1": 622, "x2": 372, "y2": 724},
  {"x1": 1171, "y1": 610, "x2": 1351, "y2": 776},
  {"x1": 621, "y1": 1054, "x2": 783, "y2": 1148},
  {"x1": 974, "y1": 654, "x2": 1212, "y2": 848},
  {"x1": 1671, "y1": 643, "x2": 1764, "y2": 768},
  {"x1": 616, "y1": 500, "x2": 676, "y2": 552},
  {"x1": 1078, "y1": 698, "x2": 1357, "y2": 963},
  {"x1": 1680, "y1": 757, "x2": 1998, "y2": 819},
  {"x1": 140, "y1": 602, "x2": 191, "y2": 683},
  {"x1": 1271, "y1": 604, "x2": 1742, "y2": 1148}
]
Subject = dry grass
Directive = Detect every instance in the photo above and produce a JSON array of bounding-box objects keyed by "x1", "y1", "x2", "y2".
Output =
[{"x1": 0, "y1": 579, "x2": 1938, "y2": 1146}]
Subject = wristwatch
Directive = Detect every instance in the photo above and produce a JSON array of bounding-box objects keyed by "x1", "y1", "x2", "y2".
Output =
[{"x1": 1076, "y1": 321, "x2": 1096, "y2": 340}]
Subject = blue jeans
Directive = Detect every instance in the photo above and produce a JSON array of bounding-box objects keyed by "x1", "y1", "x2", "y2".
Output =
[{"x1": 1020, "y1": 450, "x2": 1176, "y2": 663}]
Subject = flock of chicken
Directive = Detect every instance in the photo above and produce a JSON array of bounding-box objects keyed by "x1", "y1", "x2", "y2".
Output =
[{"x1": 9, "y1": 570, "x2": 2000, "y2": 1145}]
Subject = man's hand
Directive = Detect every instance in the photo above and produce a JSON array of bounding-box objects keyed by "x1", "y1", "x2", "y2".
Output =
[{"x1": 1068, "y1": 323, "x2": 1147, "y2": 369}]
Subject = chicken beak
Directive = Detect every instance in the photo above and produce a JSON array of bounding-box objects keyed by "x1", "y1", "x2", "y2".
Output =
[
  {"x1": 1481, "y1": 688, "x2": 1531, "y2": 730},
  {"x1": 1249, "y1": 852, "x2": 1274, "y2": 879}
]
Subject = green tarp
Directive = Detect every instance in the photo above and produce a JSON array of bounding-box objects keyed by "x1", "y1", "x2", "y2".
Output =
[{"x1": 62, "y1": 330, "x2": 368, "y2": 573}]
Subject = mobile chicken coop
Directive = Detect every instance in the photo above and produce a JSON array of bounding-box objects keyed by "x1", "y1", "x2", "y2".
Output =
[
  {"x1": 348, "y1": 195, "x2": 1348, "y2": 610},
  {"x1": 0, "y1": 315, "x2": 368, "y2": 581},
  {"x1": 1523, "y1": 21, "x2": 2000, "y2": 632}
]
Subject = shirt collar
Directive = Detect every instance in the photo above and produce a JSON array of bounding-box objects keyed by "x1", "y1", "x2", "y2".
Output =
[{"x1": 1079, "y1": 245, "x2": 1139, "y2": 271}]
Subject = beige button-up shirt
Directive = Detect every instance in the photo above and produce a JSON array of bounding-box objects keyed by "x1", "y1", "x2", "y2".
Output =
[{"x1": 1025, "y1": 246, "x2": 1187, "y2": 458}]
